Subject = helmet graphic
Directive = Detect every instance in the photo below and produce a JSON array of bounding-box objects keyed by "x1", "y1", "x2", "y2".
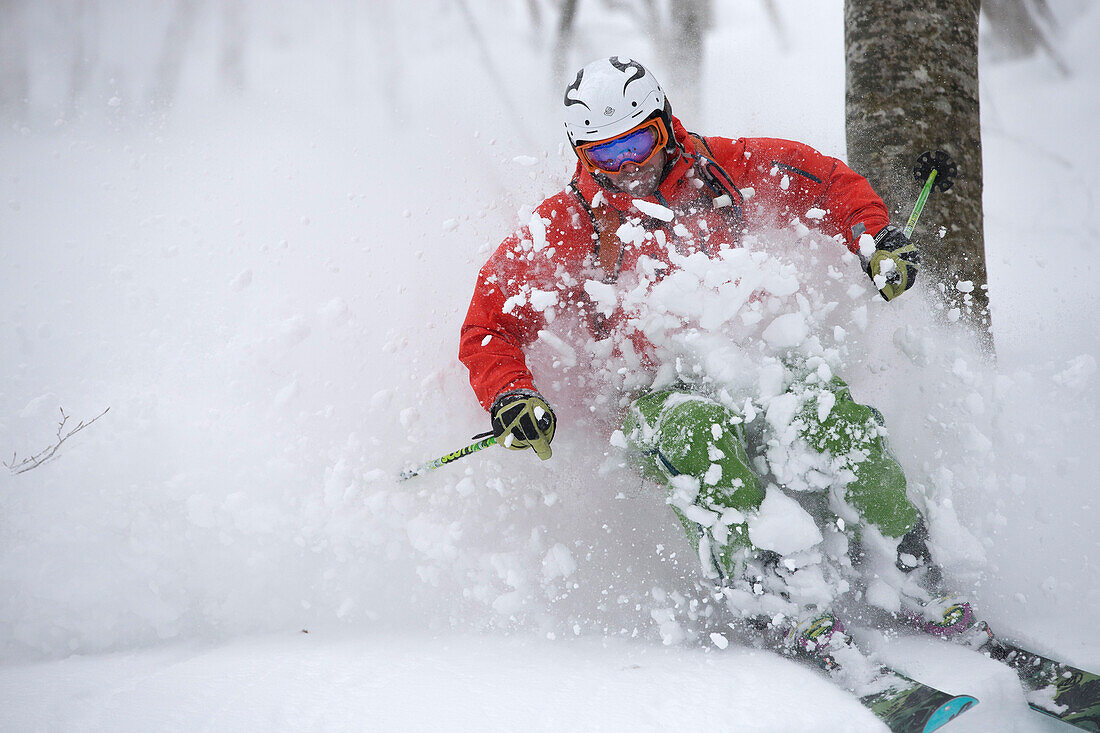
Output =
[{"x1": 563, "y1": 57, "x2": 670, "y2": 147}]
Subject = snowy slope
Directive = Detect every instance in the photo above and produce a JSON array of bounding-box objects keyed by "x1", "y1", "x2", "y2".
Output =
[{"x1": 0, "y1": 2, "x2": 1097, "y2": 731}]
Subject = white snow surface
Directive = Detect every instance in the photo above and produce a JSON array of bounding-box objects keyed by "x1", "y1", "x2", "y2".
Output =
[{"x1": 1, "y1": 2, "x2": 1098, "y2": 731}]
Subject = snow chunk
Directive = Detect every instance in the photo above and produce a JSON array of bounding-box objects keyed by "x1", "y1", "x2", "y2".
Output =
[
  {"x1": 1053, "y1": 354, "x2": 1096, "y2": 390},
  {"x1": 765, "y1": 393, "x2": 800, "y2": 433},
  {"x1": 865, "y1": 578, "x2": 901, "y2": 612},
  {"x1": 805, "y1": 207, "x2": 826, "y2": 220},
  {"x1": 748, "y1": 488, "x2": 823, "y2": 555},
  {"x1": 1028, "y1": 687, "x2": 1070, "y2": 716},
  {"x1": 537, "y1": 329, "x2": 577, "y2": 367},
  {"x1": 633, "y1": 199, "x2": 674, "y2": 222},
  {"x1": 541, "y1": 543, "x2": 577, "y2": 580},
  {"x1": 502, "y1": 291, "x2": 527, "y2": 314},
  {"x1": 609, "y1": 429, "x2": 628, "y2": 449},
  {"x1": 955, "y1": 280, "x2": 975, "y2": 293},
  {"x1": 857, "y1": 233, "x2": 876, "y2": 258},
  {"x1": 709, "y1": 633, "x2": 729, "y2": 649},
  {"x1": 682, "y1": 503, "x2": 718, "y2": 528},
  {"x1": 513, "y1": 155, "x2": 539, "y2": 166},
  {"x1": 762, "y1": 312, "x2": 809, "y2": 349},
  {"x1": 529, "y1": 213, "x2": 549, "y2": 251},
  {"x1": 651, "y1": 606, "x2": 687, "y2": 645},
  {"x1": 318, "y1": 297, "x2": 350, "y2": 326},
  {"x1": 529, "y1": 288, "x2": 558, "y2": 311},
  {"x1": 369, "y1": 389, "x2": 392, "y2": 409},
  {"x1": 454, "y1": 476, "x2": 476, "y2": 497},
  {"x1": 584, "y1": 280, "x2": 617, "y2": 317},
  {"x1": 851, "y1": 305, "x2": 868, "y2": 331},
  {"x1": 273, "y1": 379, "x2": 299, "y2": 408},
  {"x1": 757, "y1": 365, "x2": 786, "y2": 401},
  {"x1": 615, "y1": 220, "x2": 647, "y2": 246},
  {"x1": 230, "y1": 268, "x2": 252, "y2": 291}
]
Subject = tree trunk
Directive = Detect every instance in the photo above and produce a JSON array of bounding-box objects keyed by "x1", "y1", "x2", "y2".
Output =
[
  {"x1": 0, "y1": 0, "x2": 29, "y2": 118},
  {"x1": 220, "y1": 0, "x2": 245, "y2": 94},
  {"x1": 551, "y1": 0, "x2": 578, "y2": 91},
  {"x1": 149, "y1": 0, "x2": 200, "y2": 110},
  {"x1": 845, "y1": 0, "x2": 992, "y2": 350},
  {"x1": 67, "y1": 0, "x2": 99, "y2": 121},
  {"x1": 663, "y1": 0, "x2": 708, "y2": 123}
]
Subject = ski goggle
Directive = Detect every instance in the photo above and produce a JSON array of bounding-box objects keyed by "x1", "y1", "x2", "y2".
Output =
[{"x1": 576, "y1": 117, "x2": 669, "y2": 174}]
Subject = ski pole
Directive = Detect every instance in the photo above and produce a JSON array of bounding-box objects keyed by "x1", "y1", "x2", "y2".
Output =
[
  {"x1": 904, "y1": 150, "x2": 957, "y2": 238},
  {"x1": 399, "y1": 435, "x2": 497, "y2": 481}
]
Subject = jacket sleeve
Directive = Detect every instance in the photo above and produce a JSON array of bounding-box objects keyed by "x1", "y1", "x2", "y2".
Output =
[
  {"x1": 460, "y1": 190, "x2": 596, "y2": 411},
  {"x1": 710, "y1": 136, "x2": 890, "y2": 252},
  {"x1": 459, "y1": 231, "x2": 546, "y2": 410}
]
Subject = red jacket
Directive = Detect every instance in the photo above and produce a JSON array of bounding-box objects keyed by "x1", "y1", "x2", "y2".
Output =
[{"x1": 459, "y1": 116, "x2": 889, "y2": 410}]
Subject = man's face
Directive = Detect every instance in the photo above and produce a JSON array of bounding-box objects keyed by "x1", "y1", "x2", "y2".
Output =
[{"x1": 603, "y1": 148, "x2": 667, "y2": 198}]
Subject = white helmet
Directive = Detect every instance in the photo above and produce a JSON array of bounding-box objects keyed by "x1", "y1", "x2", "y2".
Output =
[{"x1": 563, "y1": 57, "x2": 670, "y2": 146}]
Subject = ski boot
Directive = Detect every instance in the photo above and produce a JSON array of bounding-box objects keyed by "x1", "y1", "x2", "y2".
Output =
[
  {"x1": 904, "y1": 593, "x2": 983, "y2": 641},
  {"x1": 783, "y1": 611, "x2": 852, "y2": 672},
  {"x1": 894, "y1": 518, "x2": 986, "y2": 645}
]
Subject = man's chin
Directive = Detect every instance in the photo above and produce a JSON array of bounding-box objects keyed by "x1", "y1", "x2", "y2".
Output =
[{"x1": 615, "y1": 178, "x2": 659, "y2": 197}]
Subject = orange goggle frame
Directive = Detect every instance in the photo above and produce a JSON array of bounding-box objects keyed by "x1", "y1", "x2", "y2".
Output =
[{"x1": 575, "y1": 117, "x2": 669, "y2": 174}]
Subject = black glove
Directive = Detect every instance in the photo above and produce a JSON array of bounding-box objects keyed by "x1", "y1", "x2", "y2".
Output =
[
  {"x1": 490, "y1": 389, "x2": 556, "y2": 460},
  {"x1": 863, "y1": 225, "x2": 920, "y2": 301}
]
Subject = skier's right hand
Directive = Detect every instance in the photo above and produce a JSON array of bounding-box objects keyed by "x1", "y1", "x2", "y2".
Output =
[{"x1": 490, "y1": 389, "x2": 556, "y2": 460}]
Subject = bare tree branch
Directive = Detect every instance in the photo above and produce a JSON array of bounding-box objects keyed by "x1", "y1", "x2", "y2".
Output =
[{"x1": 4, "y1": 406, "x2": 110, "y2": 475}]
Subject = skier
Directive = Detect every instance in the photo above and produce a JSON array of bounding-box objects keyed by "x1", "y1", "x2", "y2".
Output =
[{"x1": 459, "y1": 57, "x2": 972, "y2": 654}]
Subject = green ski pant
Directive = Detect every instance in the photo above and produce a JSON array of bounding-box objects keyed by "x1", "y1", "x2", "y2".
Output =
[{"x1": 622, "y1": 378, "x2": 919, "y2": 576}]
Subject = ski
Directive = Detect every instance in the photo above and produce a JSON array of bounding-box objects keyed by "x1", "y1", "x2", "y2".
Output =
[
  {"x1": 906, "y1": 597, "x2": 1100, "y2": 731},
  {"x1": 859, "y1": 671, "x2": 979, "y2": 733},
  {"x1": 788, "y1": 613, "x2": 978, "y2": 732},
  {"x1": 969, "y1": 622, "x2": 1100, "y2": 731}
]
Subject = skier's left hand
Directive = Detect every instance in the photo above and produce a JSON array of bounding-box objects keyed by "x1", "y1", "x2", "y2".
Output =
[{"x1": 864, "y1": 225, "x2": 920, "y2": 301}]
